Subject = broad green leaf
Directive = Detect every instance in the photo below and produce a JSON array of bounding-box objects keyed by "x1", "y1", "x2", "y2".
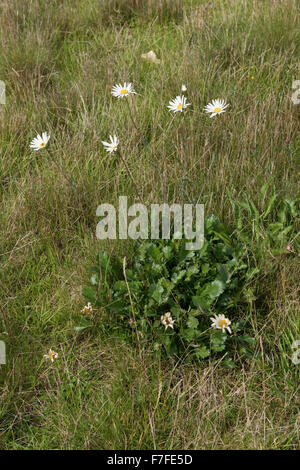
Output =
[
  {"x1": 194, "y1": 345, "x2": 210, "y2": 359},
  {"x1": 148, "y1": 245, "x2": 162, "y2": 263},
  {"x1": 222, "y1": 357, "x2": 237, "y2": 369},
  {"x1": 211, "y1": 330, "x2": 227, "y2": 352},
  {"x1": 260, "y1": 180, "x2": 272, "y2": 201},
  {"x1": 171, "y1": 270, "x2": 186, "y2": 283},
  {"x1": 263, "y1": 192, "x2": 277, "y2": 218},
  {"x1": 182, "y1": 328, "x2": 196, "y2": 341},
  {"x1": 206, "y1": 279, "x2": 225, "y2": 300},
  {"x1": 239, "y1": 334, "x2": 256, "y2": 345},
  {"x1": 284, "y1": 198, "x2": 298, "y2": 218},
  {"x1": 74, "y1": 325, "x2": 90, "y2": 332},
  {"x1": 150, "y1": 284, "x2": 164, "y2": 304},
  {"x1": 192, "y1": 295, "x2": 211, "y2": 312},
  {"x1": 187, "y1": 316, "x2": 199, "y2": 329}
]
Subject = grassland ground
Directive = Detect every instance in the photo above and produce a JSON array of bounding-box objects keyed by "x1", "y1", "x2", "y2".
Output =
[{"x1": 0, "y1": 0, "x2": 299, "y2": 449}]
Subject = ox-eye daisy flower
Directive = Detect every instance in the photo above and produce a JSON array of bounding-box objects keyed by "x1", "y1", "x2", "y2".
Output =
[
  {"x1": 210, "y1": 314, "x2": 232, "y2": 334},
  {"x1": 204, "y1": 99, "x2": 229, "y2": 118},
  {"x1": 30, "y1": 132, "x2": 50, "y2": 151},
  {"x1": 102, "y1": 135, "x2": 119, "y2": 153},
  {"x1": 161, "y1": 312, "x2": 175, "y2": 330},
  {"x1": 111, "y1": 82, "x2": 136, "y2": 98},
  {"x1": 81, "y1": 302, "x2": 93, "y2": 315},
  {"x1": 168, "y1": 95, "x2": 191, "y2": 113},
  {"x1": 44, "y1": 348, "x2": 58, "y2": 362}
]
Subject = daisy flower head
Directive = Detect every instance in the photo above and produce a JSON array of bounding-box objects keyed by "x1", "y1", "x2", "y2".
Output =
[
  {"x1": 161, "y1": 312, "x2": 175, "y2": 330},
  {"x1": 81, "y1": 302, "x2": 93, "y2": 315},
  {"x1": 181, "y1": 84, "x2": 187, "y2": 92},
  {"x1": 102, "y1": 135, "x2": 119, "y2": 153},
  {"x1": 44, "y1": 348, "x2": 58, "y2": 362},
  {"x1": 111, "y1": 82, "x2": 136, "y2": 98},
  {"x1": 210, "y1": 314, "x2": 232, "y2": 334},
  {"x1": 30, "y1": 132, "x2": 50, "y2": 151},
  {"x1": 168, "y1": 95, "x2": 191, "y2": 113},
  {"x1": 204, "y1": 99, "x2": 229, "y2": 118}
]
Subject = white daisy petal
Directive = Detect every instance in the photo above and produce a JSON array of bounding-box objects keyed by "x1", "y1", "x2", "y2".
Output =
[
  {"x1": 111, "y1": 82, "x2": 136, "y2": 98},
  {"x1": 204, "y1": 99, "x2": 229, "y2": 118},
  {"x1": 210, "y1": 314, "x2": 232, "y2": 334},
  {"x1": 167, "y1": 95, "x2": 191, "y2": 113},
  {"x1": 102, "y1": 134, "x2": 119, "y2": 153},
  {"x1": 44, "y1": 348, "x2": 58, "y2": 362},
  {"x1": 30, "y1": 132, "x2": 50, "y2": 151}
]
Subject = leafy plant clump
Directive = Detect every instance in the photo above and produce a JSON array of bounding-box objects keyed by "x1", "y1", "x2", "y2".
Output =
[{"x1": 82, "y1": 215, "x2": 258, "y2": 367}]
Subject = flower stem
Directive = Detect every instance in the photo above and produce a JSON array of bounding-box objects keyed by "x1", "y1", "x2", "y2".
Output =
[
  {"x1": 125, "y1": 98, "x2": 167, "y2": 202},
  {"x1": 118, "y1": 148, "x2": 144, "y2": 203},
  {"x1": 46, "y1": 148, "x2": 78, "y2": 191},
  {"x1": 195, "y1": 151, "x2": 216, "y2": 205}
]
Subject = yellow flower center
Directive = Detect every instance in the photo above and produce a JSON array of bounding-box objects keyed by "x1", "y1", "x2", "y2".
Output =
[
  {"x1": 177, "y1": 103, "x2": 183, "y2": 110},
  {"x1": 218, "y1": 319, "x2": 228, "y2": 328},
  {"x1": 120, "y1": 89, "x2": 128, "y2": 95},
  {"x1": 214, "y1": 107, "x2": 221, "y2": 113},
  {"x1": 40, "y1": 142, "x2": 46, "y2": 147}
]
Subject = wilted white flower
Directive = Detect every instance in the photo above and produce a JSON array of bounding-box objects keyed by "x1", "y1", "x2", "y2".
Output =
[
  {"x1": 111, "y1": 82, "x2": 136, "y2": 98},
  {"x1": 30, "y1": 132, "x2": 50, "y2": 151},
  {"x1": 285, "y1": 243, "x2": 295, "y2": 253},
  {"x1": 81, "y1": 302, "x2": 93, "y2": 315},
  {"x1": 101, "y1": 135, "x2": 119, "y2": 153},
  {"x1": 181, "y1": 84, "x2": 187, "y2": 92},
  {"x1": 167, "y1": 95, "x2": 191, "y2": 113},
  {"x1": 210, "y1": 314, "x2": 232, "y2": 334},
  {"x1": 161, "y1": 312, "x2": 175, "y2": 330},
  {"x1": 44, "y1": 349, "x2": 58, "y2": 362},
  {"x1": 141, "y1": 50, "x2": 160, "y2": 64},
  {"x1": 204, "y1": 99, "x2": 229, "y2": 118}
]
